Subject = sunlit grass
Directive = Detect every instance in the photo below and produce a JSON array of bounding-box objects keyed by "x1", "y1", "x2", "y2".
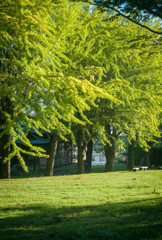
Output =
[{"x1": 0, "y1": 169, "x2": 162, "y2": 240}]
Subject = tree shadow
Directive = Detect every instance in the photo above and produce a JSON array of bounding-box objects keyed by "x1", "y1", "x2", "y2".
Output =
[
  {"x1": 0, "y1": 198, "x2": 161, "y2": 240},
  {"x1": 11, "y1": 164, "x2": 130, "y2": 178}
]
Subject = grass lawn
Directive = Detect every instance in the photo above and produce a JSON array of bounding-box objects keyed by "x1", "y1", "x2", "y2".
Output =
[{"x1": 0, "y1": 168, "x2": 162, "y2": 240}]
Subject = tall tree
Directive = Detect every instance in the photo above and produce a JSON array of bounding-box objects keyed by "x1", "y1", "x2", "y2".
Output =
[
  {"x1": 55, "y1": 6, "x2": 118, "y2": 174},
  {"x1": 69, "y1": 10, "x2": 162, "y2": 173},
  {"x1": 0, "y1": 0, "x2": 109, "y2": 178},
  {"x1": 91, "y1": 15, "x2": 162, "y2": 171},
  {"x1": 43, "y1": 2, "x2": 113, "y2": 176}
]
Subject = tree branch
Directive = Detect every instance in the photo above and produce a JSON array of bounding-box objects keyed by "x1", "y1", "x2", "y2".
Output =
[
  {"x1": 81, "y1": 0, "x2": 162, "y2": 35},
  {"x1": 108, "y1": 6, "x2": 162, "y2": 35},
  {"x1": 144, "y1": 6, "x2": 162, "y2": 19}
]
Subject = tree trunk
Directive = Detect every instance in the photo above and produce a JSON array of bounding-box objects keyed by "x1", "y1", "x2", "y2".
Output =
[
  {"x1": 0, "y1": 133, "x2": 11, "y2": 179},
  {"x1": 128, "y1": 141, "x2": 134, "y2": 170},
  {"x1": 77, "y1": 128, "x2": 85, "y2": 174},
  {"x1": 45, "y1": 132, "x2": 58, "y2": 176},
  {"x1": 104, "y1": 124, "x2": 116, "y2": 172},
  {"x1": 85, "y1": 140, "x2": 93, "y2": 173},
  {"x1": 104, "y1": 139, "x2": 115, "y2": 172}
]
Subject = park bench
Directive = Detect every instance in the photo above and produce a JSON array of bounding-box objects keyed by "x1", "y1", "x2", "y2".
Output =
[
  {"x1": 139, "y1": 166, "x2": 148, "y2": 170},
  {"x1": 132, "y1": 167, "x2": 139, "y2": 172}
]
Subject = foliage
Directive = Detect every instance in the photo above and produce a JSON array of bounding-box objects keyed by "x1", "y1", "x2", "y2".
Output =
[
  {"x1": 94, "y1": 17, "x2": 162, "y2": 149},
  {"x1": 0, "y1": 0, "x2": 161, "y2": 177},
  {"x1": 62, "y1": 8, "x2": 162, "y2": 172},
  {"x1": 77, "y1": 0, "x2": 162, "y2": 34},
  {"x1": 0, "y1": 0, "x2": 109, "y2": 173}
]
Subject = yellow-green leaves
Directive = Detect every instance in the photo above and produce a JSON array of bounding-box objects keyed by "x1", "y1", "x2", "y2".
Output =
[
  {"x1": 0, "y1": 0, "x2": 161, "y2": 171},
  {"x1": 0, "y1": 0, "x2": 111, "y2": 168}
]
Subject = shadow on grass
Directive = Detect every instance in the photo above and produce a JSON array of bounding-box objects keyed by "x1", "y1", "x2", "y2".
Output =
[
  {"x1": 0, "y1": 198, "x2": 161, "y2": 240},
  {"x1": 53, "y1": 164, "x2": 128, "y2": 176},
  {"x1": 11, "y1": 165, "x2": 129, "y2": 178}
]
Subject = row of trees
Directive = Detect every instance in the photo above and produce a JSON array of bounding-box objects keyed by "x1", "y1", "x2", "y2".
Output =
[{"x1": 0, "y1": 0, "x2": 161, "y2": 178}]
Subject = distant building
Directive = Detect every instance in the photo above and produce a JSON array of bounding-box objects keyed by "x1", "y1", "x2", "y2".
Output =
[{"x1": 12, "y1": 127, "x2": 76, "y2": 173}]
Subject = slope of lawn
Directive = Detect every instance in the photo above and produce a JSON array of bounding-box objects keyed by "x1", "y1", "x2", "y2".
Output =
[{"x1": 0, "y1": 169, "x2": 162, "y2": 240}]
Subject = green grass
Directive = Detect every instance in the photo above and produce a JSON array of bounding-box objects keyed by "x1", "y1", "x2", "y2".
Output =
[
  {"x1": 0, "y1": 169, "x2": 162, "y2": 240},
  {"x1": 53, "y1": 164, "x2": 128, "y2": 175}
]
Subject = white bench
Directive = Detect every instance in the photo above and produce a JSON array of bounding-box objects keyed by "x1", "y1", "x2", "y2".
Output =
[
  {"x1": 139, "y1": 166, "x2": 148, "y2": 170},
  {"x1": 132, "y1": 167, "x2": 140, "y2": 172}
]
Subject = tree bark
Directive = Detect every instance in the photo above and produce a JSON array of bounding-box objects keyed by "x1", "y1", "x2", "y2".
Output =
[
  {"x1": 104, "y1": 139, "x2": 116, "y2": 172},
  {"x1": 128, "y1": 140, "x2": 135, "y2": 170},
  {"x1": 0, "y1": 133, "x2": 11, "y2": 179},
  {"x1": 85, "y1": 140, "x2": 93, "y2": 172},
  {"x1": 45, "y1": 132, "x2": 58, "y2": 176},
  {"x1": 77, "y1": 128, "x2": 85, "y2": 174},
  {"x1": 104, "y1": 124, "x2": 116, "y2": 172}
]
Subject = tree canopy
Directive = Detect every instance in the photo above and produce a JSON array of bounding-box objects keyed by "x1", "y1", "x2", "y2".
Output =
[
  {"x1": 0, "y1": 0, "x2": 161, "y2": 178},
  {"x1": 0, "y1": 0, "x2": 109, "y2": 178},
  {"x1": 76, "y1": 0, "x2": 162, "y2": 34}
]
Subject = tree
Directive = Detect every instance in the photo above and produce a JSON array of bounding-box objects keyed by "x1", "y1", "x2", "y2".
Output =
[
  {"x1": 0, "y1": 0, "x2": 57, "y2": 178},
  {"x1": 92, "y1": 16, "x2": 162, "y2": 171},
  {"x1": 77, "y1": 0, "x2": 162, "y2": 34},
  {"x1": 53, "y1": 6, "x2": 118, "y2": 174},
  {"x1": 0, "y1": 0, "x2": 109, "y2": 178},
  {"x1": 68, "y1": 10, "x2": 162, "y2": 173},
  {"x1": 44, "y1": 2, "x2": 114, "y2": 176}
]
